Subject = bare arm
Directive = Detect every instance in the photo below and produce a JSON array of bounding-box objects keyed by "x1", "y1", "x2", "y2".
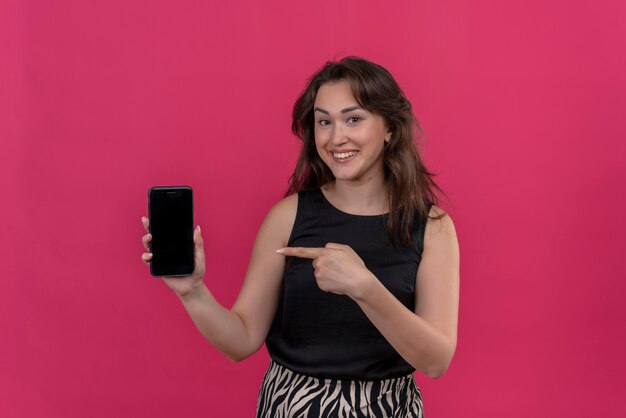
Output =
[
  {"x1": 175, "y1": 284, "x2": 253, "y2": 361},
  {"x1": 141, "y1": 193, "x2": 297, "y2": 362},
  {"x1": 351, "y1": 205, "x2": 460, "y2": 378}
]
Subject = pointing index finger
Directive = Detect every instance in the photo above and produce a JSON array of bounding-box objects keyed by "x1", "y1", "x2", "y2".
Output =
[{"x1": 276, "y1": 247, "x2": 324, "y2": 259}]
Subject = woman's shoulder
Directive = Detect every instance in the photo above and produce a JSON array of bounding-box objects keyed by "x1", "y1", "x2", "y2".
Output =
[
  {"x1": 424, "y1": 204, "x2": 457, "y2": 244},
  {"x1": 257, "y1": 193, "x2": 299, "y2": 248},
  {"x1": 271, "y1": 192, "x2": 299, "y2": 215},
  {"x1": 265, "y1": 192, "x2": 299, "y2": 227},
  {"x1": 268, "y1": 189, "x2": 319, "y2": 217},
  {"x1": 427, "y1": 204, "x2": 446, "y2": 218}
]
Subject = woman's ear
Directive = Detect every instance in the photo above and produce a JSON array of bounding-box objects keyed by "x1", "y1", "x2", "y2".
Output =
[{"x1": 385, "y1": 129, "x2": 392, "y2": 143}]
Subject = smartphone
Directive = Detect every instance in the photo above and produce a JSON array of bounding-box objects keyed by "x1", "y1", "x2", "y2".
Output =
[{"x1": 148, "y1": 186, "x2": 195, "y2": 277}]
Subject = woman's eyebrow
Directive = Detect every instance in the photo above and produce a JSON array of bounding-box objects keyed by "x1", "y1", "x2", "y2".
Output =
[{"x1": 314, "y1": 105, "x2": 362, "y2": 115}]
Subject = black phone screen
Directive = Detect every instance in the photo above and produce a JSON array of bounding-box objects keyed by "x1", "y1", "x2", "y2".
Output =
[{"x1": 148, "y1": 186, "x2": 195, "y2": 277}]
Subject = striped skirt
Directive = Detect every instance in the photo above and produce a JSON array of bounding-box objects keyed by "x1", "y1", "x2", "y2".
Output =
[{"x1": 256, "y1": 361, "x2": 424, "y2": 418}]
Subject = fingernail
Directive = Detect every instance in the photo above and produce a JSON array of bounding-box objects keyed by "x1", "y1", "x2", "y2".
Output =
[
  {"x1": 148, "y1": 253, "x2": 153, "y2": 257},
  {"x1": 276, "y1": 248, "x2": 285, "y2": 254},
  {"x1": 196, "y1": 225, "x2": 201, "y2": 232}
]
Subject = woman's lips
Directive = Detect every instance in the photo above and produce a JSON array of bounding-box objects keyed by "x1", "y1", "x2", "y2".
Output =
[{"x1": 329, "y1": 150, "x2": 359, "y2": 163}]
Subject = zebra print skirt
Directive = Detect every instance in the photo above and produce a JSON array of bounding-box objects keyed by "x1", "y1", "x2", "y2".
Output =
[{"x1": 256, "y1": 361, "x2": 424, "y2": 418}]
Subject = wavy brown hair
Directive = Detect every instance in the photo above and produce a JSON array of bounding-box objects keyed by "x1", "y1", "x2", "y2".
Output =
[{"x1": 286, "y1": 56, "x2": 447, "y2": 247}]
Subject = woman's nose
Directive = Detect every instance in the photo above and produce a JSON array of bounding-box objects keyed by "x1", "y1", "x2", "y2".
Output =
[{"x1": 330, "y1": 124, "x2": 348, "y2": 145}]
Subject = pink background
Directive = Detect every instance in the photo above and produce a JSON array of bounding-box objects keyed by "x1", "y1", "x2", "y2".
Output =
[{"x1": 2, "y1": 0, "x2": 625, "y2": 416}]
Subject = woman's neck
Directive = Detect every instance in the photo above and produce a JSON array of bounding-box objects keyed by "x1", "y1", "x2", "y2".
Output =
[{"x1": 322, "y1": 178, "x2": 389, "y2": 215}]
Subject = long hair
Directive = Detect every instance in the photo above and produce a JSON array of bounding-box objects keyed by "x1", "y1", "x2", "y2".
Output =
[{"x1": 286, "y1": 56, "x2": 447, "y2": 247}]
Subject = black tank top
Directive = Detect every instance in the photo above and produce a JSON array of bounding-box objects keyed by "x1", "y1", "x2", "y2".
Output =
[{"x1": 265, "y1": 188, "x2": 432, "y2": 380}]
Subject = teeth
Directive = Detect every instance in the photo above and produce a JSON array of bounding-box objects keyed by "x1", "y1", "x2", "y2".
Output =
[{"x1": 333, "y1": 151, "x2": 357, "y2": 159}]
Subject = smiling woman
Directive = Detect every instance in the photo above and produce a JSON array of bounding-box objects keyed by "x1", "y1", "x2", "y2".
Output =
[
  {"x1": 312, "y1": 81, "x2": 391, "y2": 188},
  {"x1": 140, "y1": 56, "x2": 459, "y2": 418}
]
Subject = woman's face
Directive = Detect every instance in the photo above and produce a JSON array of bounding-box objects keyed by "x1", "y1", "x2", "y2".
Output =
[{"x1": 313, "y1": 80, "x2": 391, "y2": 184}]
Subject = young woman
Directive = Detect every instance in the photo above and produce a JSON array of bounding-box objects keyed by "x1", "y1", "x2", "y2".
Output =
[{"x1": 141, "y1": 56, "x2": 460, "y2": 418}]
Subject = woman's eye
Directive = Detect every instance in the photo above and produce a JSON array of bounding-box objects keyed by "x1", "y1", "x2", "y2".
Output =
[{"x1": 317, "y1": 116, "x2": 360, "y2": 126}]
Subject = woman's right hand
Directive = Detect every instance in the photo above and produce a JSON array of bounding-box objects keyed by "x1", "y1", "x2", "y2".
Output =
[{"x1": 141, "y1": 216, "x2": 207, "y2": 297}]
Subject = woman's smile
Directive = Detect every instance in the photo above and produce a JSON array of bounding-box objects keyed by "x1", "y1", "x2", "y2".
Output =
[
  {"x1": 313, "y1": 80, "x2": 390, "y2": 183},
  {"x1": 330, "y1": 150, "x2": 359, "y2": 162}
]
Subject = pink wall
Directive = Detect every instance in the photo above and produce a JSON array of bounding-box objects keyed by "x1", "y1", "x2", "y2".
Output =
[{"x1": 2, "y1": 0, "x2": 625, "y2": 416}]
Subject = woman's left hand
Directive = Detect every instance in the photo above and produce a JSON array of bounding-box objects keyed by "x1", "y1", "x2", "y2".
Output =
[{"x1": 276, "y1": 243, "x2": 376, "y2": 299}]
